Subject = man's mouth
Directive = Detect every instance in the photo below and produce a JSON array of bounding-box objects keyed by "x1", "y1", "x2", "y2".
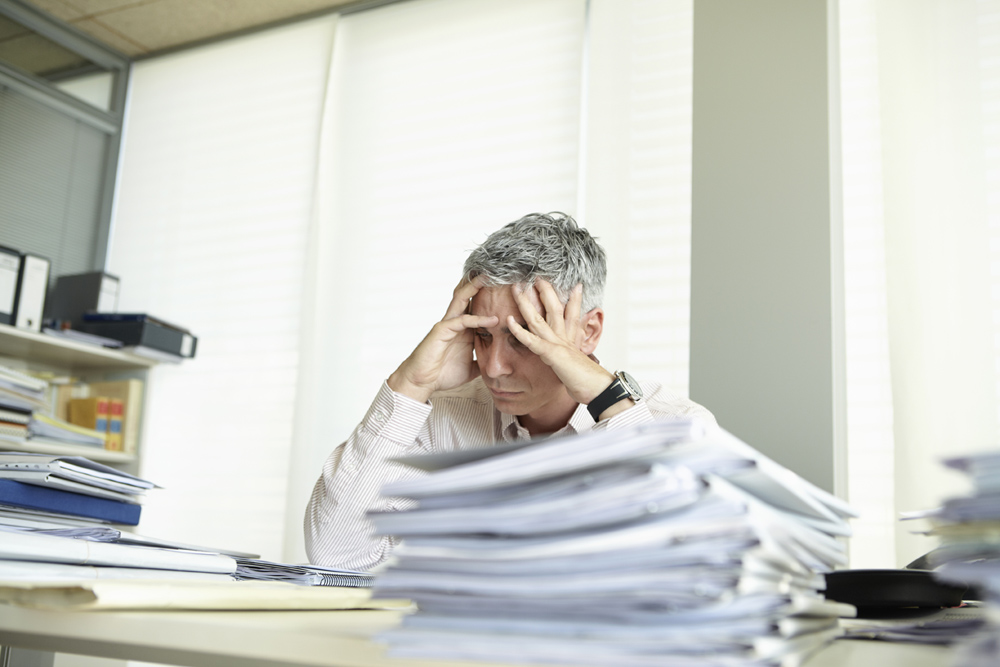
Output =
[{"x1": 488, "y1": 387, "x2": 521, "y2": 399}]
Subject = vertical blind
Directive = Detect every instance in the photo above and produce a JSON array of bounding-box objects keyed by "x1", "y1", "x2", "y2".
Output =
[
  {"x1": 838, "y1": 0, "x2": 898, "y2": 569},
  {"x1": 0, "y1": 85, "x2": 108, "y2": 278},
  {"x1": 286, "y1": 0, "x2": 587, "y2": 561},
  {"x1": 109, "y1": 18, "x2": 336, "y2": 559},
  {"x1": 583, "y1": 0, "x2": 694, "y2": 393}
]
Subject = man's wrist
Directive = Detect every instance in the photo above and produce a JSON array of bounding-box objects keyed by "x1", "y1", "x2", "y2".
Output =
[
  {"x1": 587, "y1": 371, "x2": 643, "y2": 421},
  {"x1": 596, "y1": 398, "x2": 636, "y2": 421},
  {"x1": 386, "y1": 370, "x2": 433, "y2": 404}
]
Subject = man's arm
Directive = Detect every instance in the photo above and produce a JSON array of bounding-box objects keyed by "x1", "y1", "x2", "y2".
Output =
[
  {"x1": 303, "y1": 382, "x2": 430, "y2": 570},
  {"x1": 387, "y1": 275, "x2": 498, "y2": 403},
  {"x1": 305, "y1": 277, "x2": 496, "y2": 570}
]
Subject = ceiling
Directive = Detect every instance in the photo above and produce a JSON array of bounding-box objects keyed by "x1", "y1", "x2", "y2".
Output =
[{"x1": 15, "y1": 0, "x2": 360, "y2": 59}]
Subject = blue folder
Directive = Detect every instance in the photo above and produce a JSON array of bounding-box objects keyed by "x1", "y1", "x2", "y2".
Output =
[{"x1": 0, "y1": 478, "x2": 141, "y2": 526}]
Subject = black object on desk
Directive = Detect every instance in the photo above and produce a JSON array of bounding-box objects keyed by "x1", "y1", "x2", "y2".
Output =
[{"x1": 824, "y1": 569, "x2": 970, "y2": 617}]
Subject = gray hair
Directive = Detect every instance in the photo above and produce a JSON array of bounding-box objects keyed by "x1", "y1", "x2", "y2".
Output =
[{"x1": 463, "y1": 212, "x2": 607, "y2": 312}]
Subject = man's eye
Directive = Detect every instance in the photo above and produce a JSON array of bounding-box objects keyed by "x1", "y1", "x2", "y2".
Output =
[{"x1": 475, "y1": 331, "x2": 491, "y2": 341}]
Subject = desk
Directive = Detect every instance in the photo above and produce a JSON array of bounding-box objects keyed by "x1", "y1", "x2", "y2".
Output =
[{"x1": 0, "y1": 604, "x2": 954, "y2": 667}]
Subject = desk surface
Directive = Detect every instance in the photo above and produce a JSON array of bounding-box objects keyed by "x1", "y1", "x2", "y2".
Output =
[{"x1": 0, "y1": 603, "x2": 954, "y2": 667}]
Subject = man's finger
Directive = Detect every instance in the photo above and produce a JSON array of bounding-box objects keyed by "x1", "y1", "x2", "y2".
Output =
[
  {"x1": 564, "y1": 283, "x2": 583, "y2": 327},
  {"x1": 511, "y1": 284, "x2": 552, "y2": 337},
  {"x1": 506, "y1": 315, "x2": 546, "y2": 355},
  {"x1": 444, "y1": 275, "x2": 487, "y2": 320},
  {"x1": 534, "y1": 279, "x2": 568, "y2": 334},
  {"x1": 449, "y1": 313, "x2": 498, "y2": 333}
]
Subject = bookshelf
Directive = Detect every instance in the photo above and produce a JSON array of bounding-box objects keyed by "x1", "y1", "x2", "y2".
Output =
[
  {"x1": 0, "y1": 323, "x2": 157, "y2": 468},
  {"x1": 0, "y1": 324, "x2": 156, "y2": 371}
]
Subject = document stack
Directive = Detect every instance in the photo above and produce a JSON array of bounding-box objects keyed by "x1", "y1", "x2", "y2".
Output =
[
  {"x1": 910, "y1": 450, "x2": 1000, "y2": 666},
  {"x1": 0, "y1": 451, "x2": 375, "y2": 591},
  {"x1": 371, "y1": 420, "x2": 857, "y2": 667},
  {"x1": 0, "y1": 452, "x2": 154, "y2": 527},
  {"x1": 0, "y1": 365, "x2": 48, "y2": 444},
  {"x1": 0, "y1": 364, "x2": 106, "y2": 449}
]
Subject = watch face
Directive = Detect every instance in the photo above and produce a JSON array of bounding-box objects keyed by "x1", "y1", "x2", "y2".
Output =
[{"x1": 618, "y1": 371, "x2": 643, "y2": 399}]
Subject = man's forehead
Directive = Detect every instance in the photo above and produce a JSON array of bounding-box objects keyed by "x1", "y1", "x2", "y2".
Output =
[{"x1": 471, "y1": 284, "x2": 543, "y2": 311}]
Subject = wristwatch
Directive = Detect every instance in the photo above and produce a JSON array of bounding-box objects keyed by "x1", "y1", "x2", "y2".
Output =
[{"x1": 587, "y1": 370, "x2": 643, "y2": 421}]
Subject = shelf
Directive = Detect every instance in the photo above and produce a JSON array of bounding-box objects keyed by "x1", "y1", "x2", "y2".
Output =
[
  {"x1": 7, "y1": 439, "x2": 135, "y2": 464},
  {"x1": 0, "y1": 323, "x2": 156, "y2": 371}
]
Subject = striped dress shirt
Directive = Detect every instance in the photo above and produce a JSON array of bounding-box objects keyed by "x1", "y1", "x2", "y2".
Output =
[{"x1": 303, "y1": 377, "x2": 715, "y2": 571}]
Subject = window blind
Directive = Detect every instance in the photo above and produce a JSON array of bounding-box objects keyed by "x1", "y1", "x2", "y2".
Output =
[
  {"x1": 582, "y1": 0, "x2": 694, "y2": 394},
  {"x1": 108, "y1": 17, "x2": 336, "y2": 560},
  {"x1": 284, "y1": 0, "x2": 587, "y2": 562},
  {"x1": 837, "y1": 0, "x2": 898, "y2": 568},
  {"x1": 0, "y1": 85, "x2": 108, "y2": 278}
]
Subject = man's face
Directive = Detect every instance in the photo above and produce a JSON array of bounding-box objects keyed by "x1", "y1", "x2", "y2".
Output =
[{"x1": 470, "y1": 285, "x2": 573, "y2": 422}]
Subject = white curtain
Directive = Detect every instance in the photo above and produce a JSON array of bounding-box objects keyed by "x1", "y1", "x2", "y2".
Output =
[
  {"x1": 840, "y1": 0, "x2": 999, "y2": 567},
  {"x1": 109, "y1": 17, "x2": 336, "y2": 560},
  {"x1": 108, "y1": 0, "x2": 697, "y2": 564}
]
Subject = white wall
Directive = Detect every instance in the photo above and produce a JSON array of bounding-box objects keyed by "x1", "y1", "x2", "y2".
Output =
[{"x1": 689, "y1": 0, "x2": 844, "y2": 495}]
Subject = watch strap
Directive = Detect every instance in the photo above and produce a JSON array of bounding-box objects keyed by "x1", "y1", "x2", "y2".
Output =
[{"x1": 587, "y1": 375, "x2": 634, "y2": 421}]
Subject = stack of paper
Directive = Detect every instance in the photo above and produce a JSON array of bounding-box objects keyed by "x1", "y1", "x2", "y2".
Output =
[
  {"x1": 234, "y1": 558, "x2": 374, "y2": 588},
  {"x1": 909, "y1": 450, "x2": 1000, "y2": 666},
  {"x1": 0, "y1": 452, "x2": 155, "y2": 525},
  {"x1": 0, "y1": 366, "x2": 47, "y2": 443},
  {"x1": 0, "y1": 458, "x2": 375, "y2": 595},
  {"x1": 27, "y1": 413, "x2": 105, "y2": 448},
  {"x1": 0, "y1": 365, "x2": 47, "y2": 414},
  {"x1": 371, "y1": 420, "x2": 857, "y2": 667}
]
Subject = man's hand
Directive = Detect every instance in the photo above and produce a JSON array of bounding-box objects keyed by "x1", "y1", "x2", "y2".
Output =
[
  {"x1": 507, "y1": 280, "x2": 628, "y2": 415},
  {"x1": 387, "y1": 276, "x2": 499, "y2": 404}
]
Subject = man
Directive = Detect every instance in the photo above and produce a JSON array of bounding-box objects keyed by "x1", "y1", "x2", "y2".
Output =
[{"x1": 304, "y1": 212, "x2": 713, "y2": 570}]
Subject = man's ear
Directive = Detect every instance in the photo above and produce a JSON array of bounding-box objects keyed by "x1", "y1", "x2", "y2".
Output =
[{"x1": 579, "y1": 308, "x2": 604, "y2": 355}]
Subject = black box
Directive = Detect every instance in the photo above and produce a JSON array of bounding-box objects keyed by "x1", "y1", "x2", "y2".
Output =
[
  {"x1": 47, "y1": 271, "x2": 120, "y2": 326},
  {"x1": 77, "y1": 313, "x2": 197, "y2": 359}
]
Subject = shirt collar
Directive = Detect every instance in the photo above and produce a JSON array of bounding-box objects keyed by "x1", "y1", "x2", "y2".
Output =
[{"x1": 498, "y1": 402, "x2": 595, "y2": 443}]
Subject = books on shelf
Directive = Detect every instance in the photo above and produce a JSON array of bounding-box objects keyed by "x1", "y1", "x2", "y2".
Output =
[
  {"x1": 371, "y1": 420, "x2": 857, "y2": 667},
  {"x1": 68, "y1": 396, "x2": 110, "y2": 434},
  {"x1": 55, "y1": 379, "x2": 143, "y2": 454}
]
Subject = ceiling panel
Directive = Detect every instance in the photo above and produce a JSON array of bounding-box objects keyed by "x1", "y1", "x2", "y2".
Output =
[{"x1": 18, "y1": 0, "x2": 356, "y2": 57}]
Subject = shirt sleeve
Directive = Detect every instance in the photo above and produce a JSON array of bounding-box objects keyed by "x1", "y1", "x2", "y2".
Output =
[
  {"x1": 303, "y1": 381, "x2": 433, "y2": 571},
  {"x1": 591, "y1": 381, "x2": 717, "y2": 431}
]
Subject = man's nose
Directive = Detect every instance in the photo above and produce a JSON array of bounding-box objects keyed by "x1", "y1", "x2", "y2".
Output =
[{"x1": 481, "y1": 341, "x2": 512, "y2": 378}]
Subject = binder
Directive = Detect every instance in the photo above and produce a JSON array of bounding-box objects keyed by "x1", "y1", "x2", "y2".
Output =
[
  {"x1": 77, "y1": 313, "x2": 197, "y2": 359},
  {"x1": 0, "y1": 246, "x2": 20, "y2": 326},
  {"x1": 0, "y1": 478, "x2": 141, "y2": 525},
  {"x1": 12, "y1": 253, "x2": 50, "y2": 333},
  {"x1": 47, "y1": 271, "x2": 120, "y2": 326}
]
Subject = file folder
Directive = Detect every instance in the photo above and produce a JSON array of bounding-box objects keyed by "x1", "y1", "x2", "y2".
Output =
[
  {"x1": 0, "y1": 478, "x2": 141, "y2": 525},
  {"x1": 78, "y1": 313, "x2": 197, "y2": 359},
  {"x1": 0, "y1": 246, "x2": 20, "y2": 326},
  {"x1": 13, "y1": 253, "x2": 50, "y2": 333}
]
